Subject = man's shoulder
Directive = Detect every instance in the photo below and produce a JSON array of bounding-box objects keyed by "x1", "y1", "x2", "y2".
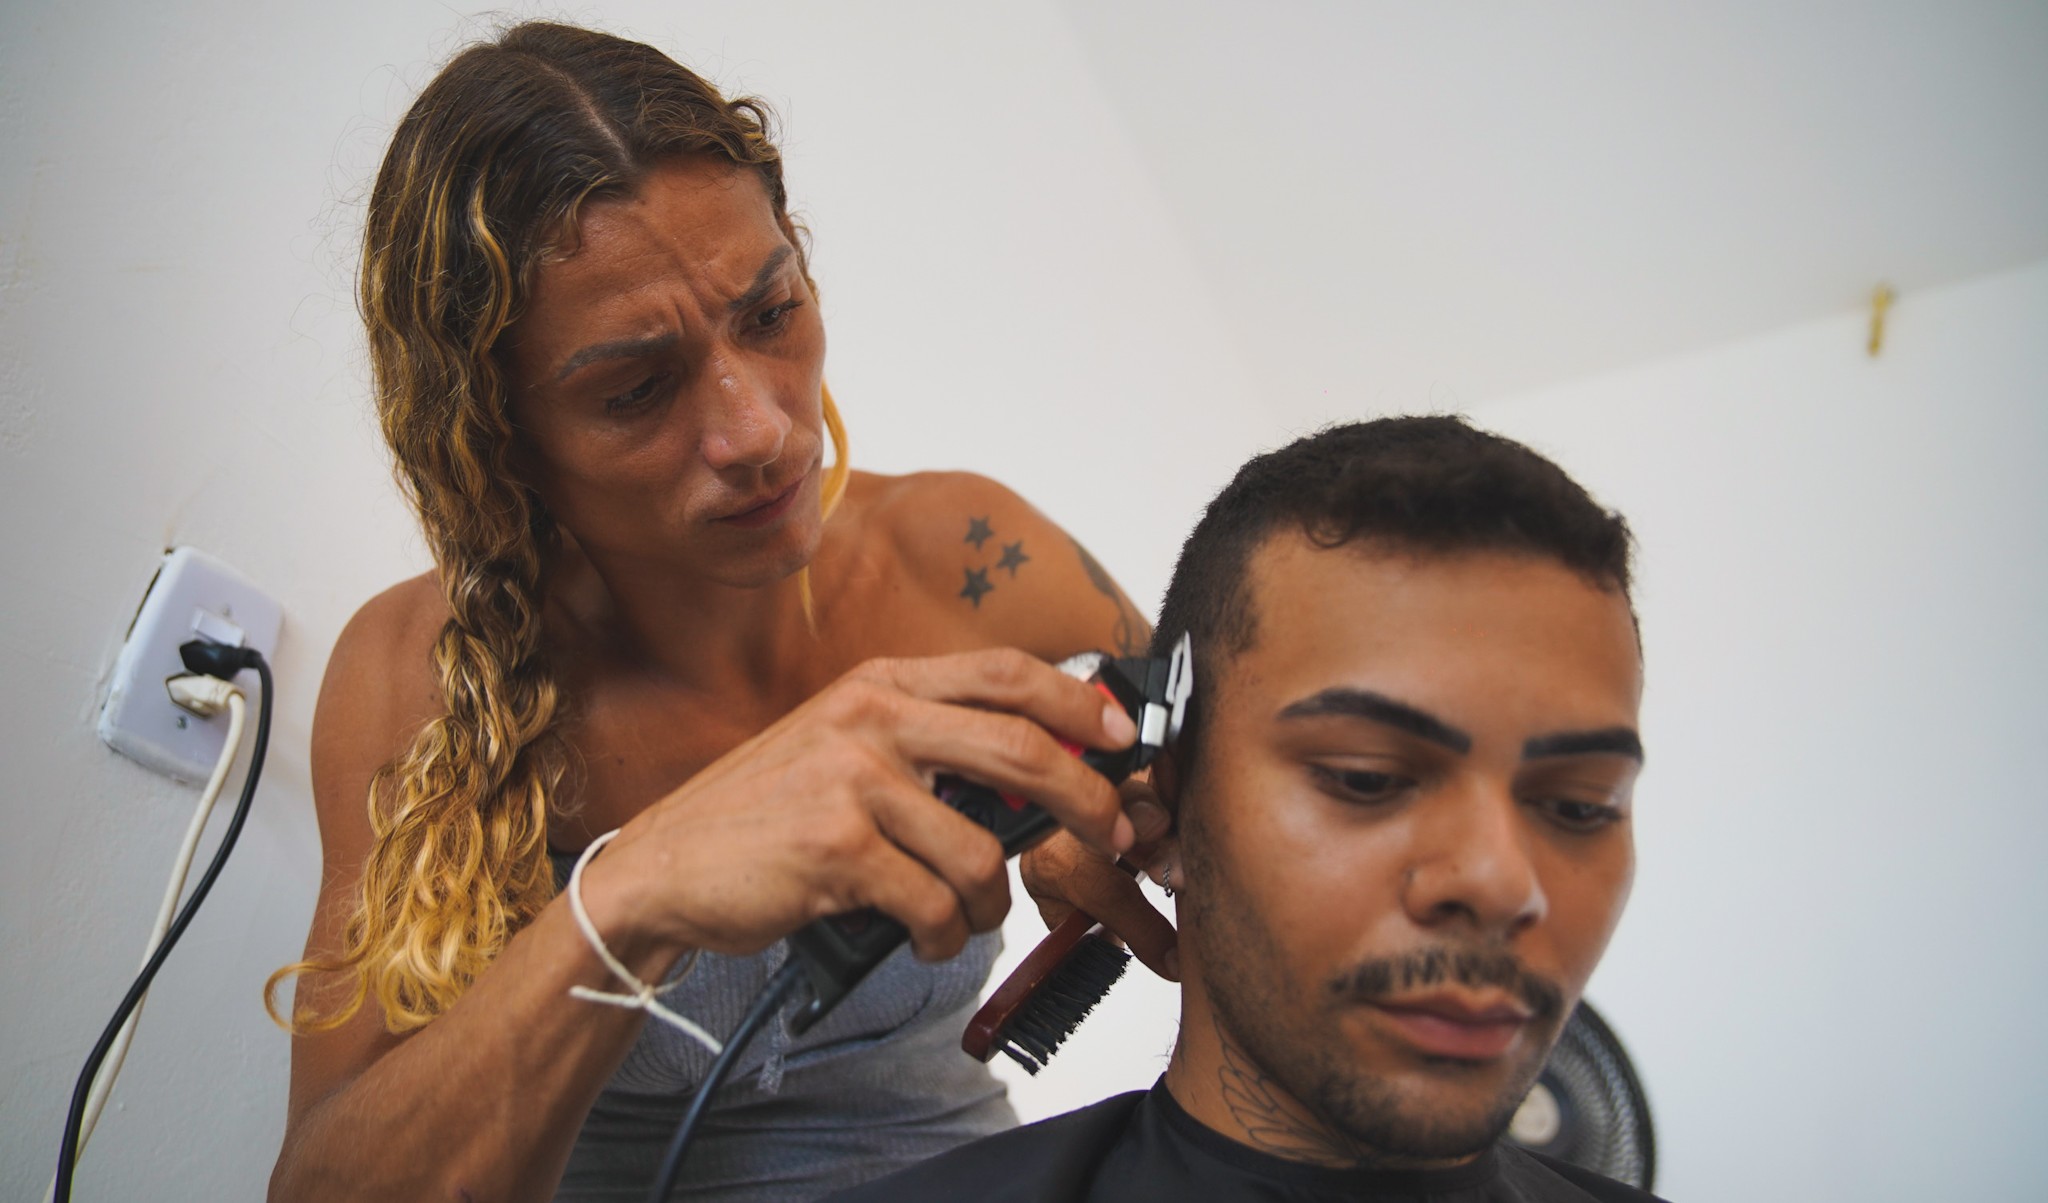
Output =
[
  {"x1": 1498, "y1": 1143, "x2": 1671, "y2": 1203},
  {"x1": 826, "y1": 1091, "x2": 1147, "y2": 1203}
]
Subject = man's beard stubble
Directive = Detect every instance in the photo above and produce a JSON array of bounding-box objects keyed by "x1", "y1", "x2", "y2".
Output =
[{"x1": 1182, "y1": 806, "x2": 1568, "y2": 1167}]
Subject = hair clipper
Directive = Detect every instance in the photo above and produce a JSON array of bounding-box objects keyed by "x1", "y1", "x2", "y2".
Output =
[{"x1": 785, "y1": 634, "x2": 1192, "y2": 1035}]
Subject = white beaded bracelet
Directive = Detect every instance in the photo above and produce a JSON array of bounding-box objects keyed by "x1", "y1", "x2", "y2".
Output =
[{"x1": 563, "y1": 828, "x2": 722, "y2": 1055}]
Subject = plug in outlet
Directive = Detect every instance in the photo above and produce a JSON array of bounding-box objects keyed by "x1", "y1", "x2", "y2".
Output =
[{"x1": 99, "y1": 548, "x2": 283, "y2": 783}]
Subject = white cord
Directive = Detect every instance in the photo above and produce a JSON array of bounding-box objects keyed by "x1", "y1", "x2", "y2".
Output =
[
  {"x1": 565, "y1": 829, "x2": 723, "y2": 1056},
  {"x1": 45, "y1": 684, "x2": 245, "y2": 1203}
]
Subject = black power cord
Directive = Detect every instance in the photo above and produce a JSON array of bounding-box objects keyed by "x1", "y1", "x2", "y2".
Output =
[
  {"x1": 646, "y1": 959, "x2": 809, "y2": 1203},
  {"x1": 52, "y1": 641, "x2": 272, "y2": 1203}
]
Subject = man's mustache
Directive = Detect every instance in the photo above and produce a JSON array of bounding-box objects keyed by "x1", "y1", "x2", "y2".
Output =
[{"x1": 1327, "y1": 946, "x2": 1565, "y2": 1023}]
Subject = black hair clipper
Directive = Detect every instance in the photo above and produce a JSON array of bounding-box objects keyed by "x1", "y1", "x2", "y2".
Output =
[{"x1": 785, "y1": 634, "x2": 1192, "y2": 1035}]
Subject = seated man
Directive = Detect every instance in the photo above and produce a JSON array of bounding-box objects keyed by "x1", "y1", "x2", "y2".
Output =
[{"x1": 830, "y1": 416, "x2": 1664, "y2": 1201}]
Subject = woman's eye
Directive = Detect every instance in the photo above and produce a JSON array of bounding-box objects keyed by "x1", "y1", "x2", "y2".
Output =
[
  {"x1": 1537, "y1": 797, "x2": 1624, "y2": 833},
  {"x1": 604, "y1": 373, "x2": 669, "y2": 415},
  {"x1": 1310, "y1": 765, "x2": 1412, "y2": 805},
  {"x1": 754, "y1": 300, "x2": 799, "y2": 334}
]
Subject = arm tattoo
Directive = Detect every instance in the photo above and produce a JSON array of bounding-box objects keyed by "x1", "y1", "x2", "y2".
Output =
[
  {"x1": 1215, "y1": 1016, "x2": 1366, "y2": 1169},
  {"x1": 1071, "y1": 537, "x2": 1149, "y2": 656}
]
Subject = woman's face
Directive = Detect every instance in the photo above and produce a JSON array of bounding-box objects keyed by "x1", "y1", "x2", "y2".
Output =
[{"x1": 502, "y1": 156, "x2": 827, "y2": 589}]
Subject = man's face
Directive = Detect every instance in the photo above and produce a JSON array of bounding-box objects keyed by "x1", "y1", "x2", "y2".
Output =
[{"x1": 1172, "y1": 535, "x2": 1642, "y2": 1164}]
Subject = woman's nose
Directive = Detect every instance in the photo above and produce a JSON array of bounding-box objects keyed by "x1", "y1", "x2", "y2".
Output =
[{"x1": 699, "y1": 357, "x2": 791, "y2": 471}]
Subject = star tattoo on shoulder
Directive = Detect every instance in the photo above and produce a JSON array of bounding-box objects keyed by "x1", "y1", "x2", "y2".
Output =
[
  {"x1": 965, "y1": 515, "x2": 994, "y2": 550},
  {"x1": 996, "y1": 540, "x2": 1030, "y2": 577},
  {"x1": 960, "y1": 566, "x2": 994, "y2": 608}
]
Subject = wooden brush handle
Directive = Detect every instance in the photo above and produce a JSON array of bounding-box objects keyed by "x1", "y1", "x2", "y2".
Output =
[{"x1": 961, "y1": 859, "x2": 1142, "y2": 1062}]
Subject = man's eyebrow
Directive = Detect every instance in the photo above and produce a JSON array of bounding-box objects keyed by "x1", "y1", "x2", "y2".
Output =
[
  {"x1": 554, "y1": 331, "x2": 679, "y2": 383},
  {"x1": 1522, "y1": 727, "x2": 1644, "y2": 763},
  {"x1": 728, "y1": 245, "x2": 795, "y2": 315},
  {"x1": 1277, "y1": 689, "x2": 1473, "y2": 755}
]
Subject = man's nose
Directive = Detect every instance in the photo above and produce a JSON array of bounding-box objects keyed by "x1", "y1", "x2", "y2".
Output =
[
  {"x1": 1400, "y1": 785, "x2": 1548, "y2": 939},
  {"x1": 699, "y1": 355, "x2": 790, "y2": 471}
]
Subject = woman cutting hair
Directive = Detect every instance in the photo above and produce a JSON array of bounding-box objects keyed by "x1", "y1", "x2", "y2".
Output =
[{"x1": 266, "y1": 21, "x2": 1175, "y2": 1203}]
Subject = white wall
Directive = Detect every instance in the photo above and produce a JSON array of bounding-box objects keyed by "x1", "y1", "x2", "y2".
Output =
[
  {"x1": 1469, "y1": 260, "x2": 2048, "y2": 1201},
  {"x1": 3, "y1": 1, "x2": 2042, "y2": 1201},
  {"x1": 1059, "y1": 1, "x2": 2048, "y2": 415}
]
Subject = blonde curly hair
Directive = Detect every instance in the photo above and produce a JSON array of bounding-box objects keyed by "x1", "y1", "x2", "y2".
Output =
[{"x1": 268, "y1": 22, "x2": 849, "y2": 1033}]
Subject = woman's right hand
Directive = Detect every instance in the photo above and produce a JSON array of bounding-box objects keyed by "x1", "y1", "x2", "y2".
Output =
[{"x1": 577, "y1": 648, "x2": 1142, "y2": 972}]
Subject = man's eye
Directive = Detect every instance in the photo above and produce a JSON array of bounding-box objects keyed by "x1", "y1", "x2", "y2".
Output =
[
  {"x1": 604, "y1": 373, "x2": 669, "y2": 414},
  {"x1": 1536, "y1": 797, "x2": 1624, "y2": 833},
  {"x1": 1309, "y1": 765, "x2": 1412, "y2": 805}
]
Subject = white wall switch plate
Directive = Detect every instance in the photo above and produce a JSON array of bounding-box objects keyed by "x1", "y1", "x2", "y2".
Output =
[{"x1": 98, "y1": 548, "x2": 283, "y2": 784}]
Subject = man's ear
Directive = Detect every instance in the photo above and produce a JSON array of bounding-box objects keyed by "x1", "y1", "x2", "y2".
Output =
[
  {"x1": 1149, "y1": 743, "x2": 1184, "y2": 822},
  {"x1": 1139, "y1": 747, "x2": 1187, "y2": 897}
]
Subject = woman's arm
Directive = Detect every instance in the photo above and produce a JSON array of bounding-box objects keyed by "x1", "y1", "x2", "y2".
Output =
[
  {"x1": 270, "y1": 580, "x2": 1142, "y2": 1202},
  {"x1": 870, "y1": 473, "x2": 1180, "y2": 980},
  {"x1": 270, "y1": 579, "x2": 665, "y2": 1201}
]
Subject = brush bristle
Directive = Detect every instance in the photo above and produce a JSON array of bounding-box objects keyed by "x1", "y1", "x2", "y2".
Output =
[{"x1": 994, "y1": 935, "x2": 1132, "y2": 1074}]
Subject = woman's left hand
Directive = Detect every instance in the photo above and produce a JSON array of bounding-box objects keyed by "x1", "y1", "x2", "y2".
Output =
[{"x1": 1019, "y1": 776, "x2": 1180, "y2": 981}]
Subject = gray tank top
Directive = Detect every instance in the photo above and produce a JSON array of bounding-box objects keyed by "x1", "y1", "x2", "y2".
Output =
[{"x1": 550, "y1": 851, "x2": 1016, "y2": 1202}]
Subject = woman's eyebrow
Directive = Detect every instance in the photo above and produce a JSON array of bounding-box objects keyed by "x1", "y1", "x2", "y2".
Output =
[
  {"x1": 555, "y1": 331, "x2": 679, "y2": 382},
  {"x1": 1522, "y1": 728, "x2": 1644, "y2": 762},
  {"x1": 728, "y1": 245, "x2": 794, "y2": 314},
  {"x1": 551, "y1": 248, "x2": 795, "y2": 382},
  {"x1": 1276, "y1": 688, "x2": 1472, "y2": 754}
]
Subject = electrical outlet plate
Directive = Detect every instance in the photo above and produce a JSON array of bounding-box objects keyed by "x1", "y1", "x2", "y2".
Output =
[{"x1": 98, "y1": 548, "x2": 283, "y2": 784}]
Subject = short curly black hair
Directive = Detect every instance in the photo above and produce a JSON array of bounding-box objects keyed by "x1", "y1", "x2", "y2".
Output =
[{"x1": 1152, "y1": 415, "x2": 1634, "y2": 752}]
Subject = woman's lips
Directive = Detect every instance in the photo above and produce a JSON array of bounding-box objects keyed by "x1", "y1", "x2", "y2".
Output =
[
  {"x1": 1369, "y1": 998, "x2": 1531, "y2": 1061},
  {"x1": 716, "y1": 479, "x2": 803, "y2": 529}
]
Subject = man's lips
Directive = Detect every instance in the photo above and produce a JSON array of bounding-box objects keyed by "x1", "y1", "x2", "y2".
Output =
[
  {"x1": 714, "y1": 478, "x2": 803, "y2": 528},
  {"x1": 1367, "y1": 992, "x2": 1534, "y2": 1061}
]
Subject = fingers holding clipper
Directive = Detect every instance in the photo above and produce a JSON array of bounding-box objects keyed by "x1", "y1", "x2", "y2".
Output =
[
  {"x1": 888, "y1": 693, "x2": 1133, "y2": 856},
  {"x1": 859, "y1": 648, "x2": 1140, "y2": 755},
  {"x1": 852, "y1": 837, "x2": 978, "y2": 962},
  {"x1": 866, "y1": 778, "x2": 1014, "y2": 938}
]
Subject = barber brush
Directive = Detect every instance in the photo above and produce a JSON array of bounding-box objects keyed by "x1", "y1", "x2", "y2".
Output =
[{"x1": 962, "y1": 861, "x2": 1143, "y2": 1074}]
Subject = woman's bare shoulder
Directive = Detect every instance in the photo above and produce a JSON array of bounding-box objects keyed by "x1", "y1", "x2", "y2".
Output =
[
  {"x1": 326, "y1": 574, "x2": 446, "y2": 703},
  {"x1": 847, "y1": 469, "x2": 1044, "y2": 588},
  {"x1": 840, "y1": 470, "x2": 1150, "y2": 660},
  {"x1": 311, "y1": 574, "x2": 447, "y2": 830},
  {"x1": 849, "y1": 468, "x2": 1039, "y2": 544}
]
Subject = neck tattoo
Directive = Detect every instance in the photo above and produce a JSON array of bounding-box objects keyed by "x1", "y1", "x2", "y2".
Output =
[{"x1": 1212, "y1": 1015, "x2": 1367, "y2": 1169}]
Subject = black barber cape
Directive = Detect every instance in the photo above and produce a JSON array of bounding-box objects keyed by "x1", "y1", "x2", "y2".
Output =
[{"x1": 826, "y1": 1079, "x2": 1667, "y2": 1203}]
